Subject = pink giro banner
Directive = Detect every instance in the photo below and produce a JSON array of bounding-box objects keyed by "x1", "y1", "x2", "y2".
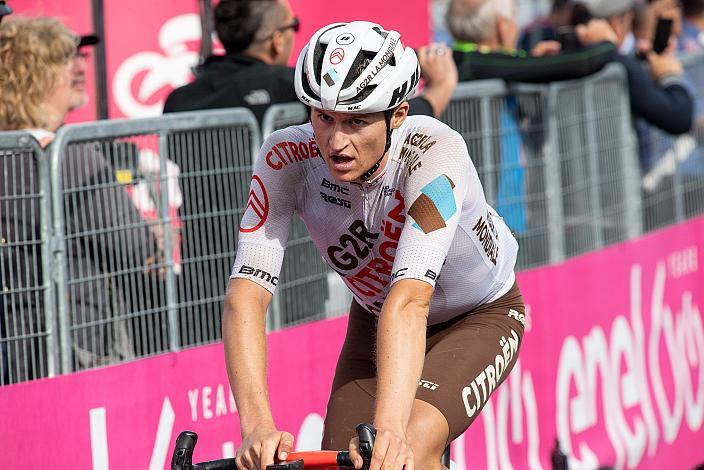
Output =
[{"x1": 2, "y1": 217, "x2": 704, "y2": 469}]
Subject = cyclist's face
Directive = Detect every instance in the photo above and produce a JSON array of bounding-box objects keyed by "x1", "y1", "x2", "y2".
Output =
[
  {"x1": 312, "y1": 104, "x2": 409, "y2": 182},
  {"x1": 311, "y1": 108, "x2": 389, "y2": 182}
]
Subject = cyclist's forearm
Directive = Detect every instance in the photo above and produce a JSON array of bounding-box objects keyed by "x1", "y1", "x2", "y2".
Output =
[
  {"x1": 373, "y1": 282, "x2": 432, "y2": 431},
  {"x1": 222, "y1": 279, "x2": 275, "y2": 434}
]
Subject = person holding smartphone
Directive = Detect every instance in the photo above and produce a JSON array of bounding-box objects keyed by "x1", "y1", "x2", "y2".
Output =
[{"x1": 577, "y1": 0, "x2": 693, "y2": 140}]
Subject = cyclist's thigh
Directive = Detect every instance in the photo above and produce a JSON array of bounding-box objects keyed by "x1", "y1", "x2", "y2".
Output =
[
  {"x1": 416, "y1": 281, "x2": 526, "y2": 443},
  {"x1": 323, "y1": 300, "x2": 377, "y2": 449}
]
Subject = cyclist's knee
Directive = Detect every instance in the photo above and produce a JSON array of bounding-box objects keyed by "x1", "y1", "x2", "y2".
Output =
[{"x1": 407, "y1": 400, "x2": 449, "y2": 465}]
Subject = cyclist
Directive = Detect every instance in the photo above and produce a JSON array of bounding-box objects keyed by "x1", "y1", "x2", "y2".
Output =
[{"x1": 223, "y1": 21, "x2": 526, "y2": 470}]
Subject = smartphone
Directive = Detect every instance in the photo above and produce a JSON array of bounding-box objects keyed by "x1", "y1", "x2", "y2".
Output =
[
  {"x1": 556, "y1": 26, "x2": 580, "y2": 51},
  {"x1": 570, "y1": 3, "x2": 593, "y2": 26},
  {"x1": 652, "y1": 18, "x2": 673, "y2": 54}
]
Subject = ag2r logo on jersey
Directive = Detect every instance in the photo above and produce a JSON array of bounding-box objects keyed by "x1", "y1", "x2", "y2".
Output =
[
  {"x1": 240, "y1": 175, "x2": 269, "y2": 233},
  {"x1": 408, "y1": 174, "x2": 457, "y2": 234}
]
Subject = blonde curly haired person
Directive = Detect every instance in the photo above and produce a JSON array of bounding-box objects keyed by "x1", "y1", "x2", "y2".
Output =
[{"x1": 0, "y1": 16, "x2": 77, "y2": 146}]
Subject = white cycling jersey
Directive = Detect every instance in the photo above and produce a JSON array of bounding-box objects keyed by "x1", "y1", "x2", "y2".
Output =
[{"x1": 231, "y1": 115, "x2": 518, "y2": 325}]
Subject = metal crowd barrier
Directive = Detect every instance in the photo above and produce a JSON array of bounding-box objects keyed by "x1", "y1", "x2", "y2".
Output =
[
  {"x1": 49, "y1": 109, "x2": 260, "y2": 374},
  {"x1": 639, "y1": 51, "x2": 704, "y2": 230},
  {"x1": 261, "y1": 102, "x2": 308, "y2": 140},
  {"x1": 0, "y1": 133, "x2": 56, "y2": 385},
  {"x1": 3, "y1": 59, "x2": 704, "y2": 384},
  {"x1": 441, "y1": 63, "x2": 642, "y2": 269}
]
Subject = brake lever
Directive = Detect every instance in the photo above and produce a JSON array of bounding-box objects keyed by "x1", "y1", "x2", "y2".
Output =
[
  {"x1": 355, "y1": 423, "x2": 376, "y2": 470},
  {"x1": 171, "y1": 431, "x2": 197, "y2": 470}
]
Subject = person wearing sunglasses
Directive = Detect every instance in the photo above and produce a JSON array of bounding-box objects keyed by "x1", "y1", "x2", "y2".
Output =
[{"x1": 163, "y1": 0, "x2": 301, "y2": 125}]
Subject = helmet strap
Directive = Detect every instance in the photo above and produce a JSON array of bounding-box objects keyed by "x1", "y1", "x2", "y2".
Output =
[{"x1": 360, "y1": 108, "x2": 395, "y2": 182}]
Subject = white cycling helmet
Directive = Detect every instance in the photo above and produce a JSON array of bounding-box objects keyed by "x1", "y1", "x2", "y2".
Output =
[{"x1": 294, "y1": 21, "x2": 420, "y2": 113}]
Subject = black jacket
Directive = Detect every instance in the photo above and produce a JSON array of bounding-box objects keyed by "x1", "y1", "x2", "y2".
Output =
[
  {"x1": 614, "y1": 53, "x2": 693, "y2": 135},
  {"x1": 163, "y1": 54, "x2": 299, "y2": 125}
]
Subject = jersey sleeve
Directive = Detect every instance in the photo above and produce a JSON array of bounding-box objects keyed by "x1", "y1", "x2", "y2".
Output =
[
  {"x1": 230, "y1": 128, "x2": 302, "y2": 293},
  {"x1": 391, "y1": 126, "x2": 473, "y2": 287}
]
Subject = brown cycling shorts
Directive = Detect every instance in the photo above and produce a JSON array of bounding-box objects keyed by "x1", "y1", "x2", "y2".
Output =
[{"x1": 321, "y1": 281, "x2": 525, "y2": 449}]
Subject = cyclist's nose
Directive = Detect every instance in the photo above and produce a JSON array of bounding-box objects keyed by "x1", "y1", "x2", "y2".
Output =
[{"x1": 328, "y1": 126, "x2": 350, "y2": 153}]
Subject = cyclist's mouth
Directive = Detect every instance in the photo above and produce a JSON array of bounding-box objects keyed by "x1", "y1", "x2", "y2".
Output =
[{"x1": 330, "y1": 154, "x2": 355, "y2": 169}]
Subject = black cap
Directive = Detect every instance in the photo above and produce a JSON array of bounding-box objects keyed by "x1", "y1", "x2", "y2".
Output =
[
  {"x1": 0, "y1": 1, "x2": 13, "y2": 17},
  {"x1": 78, "y1": 34, "x2": 100, "y2": 48}
]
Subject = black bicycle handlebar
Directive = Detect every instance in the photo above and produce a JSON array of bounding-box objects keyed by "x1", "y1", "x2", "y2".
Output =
[{"x1": 171, "y1": 424, "x2": 376, "y2": 470}]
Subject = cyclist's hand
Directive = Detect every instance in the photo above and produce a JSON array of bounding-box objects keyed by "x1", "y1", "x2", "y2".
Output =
[
  {"x1": 349, "y1": 428, "x2": 414, "y2": 470},
  {"x1": 235, "y1": 428, "x2": 294, "y2": 470}
]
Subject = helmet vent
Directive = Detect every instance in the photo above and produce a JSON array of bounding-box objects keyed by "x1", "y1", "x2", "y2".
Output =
[
  {"x1": 371, "y1": 27, "x2": 388, "y2": 39},
  {"x1": 301, "y1": 68, "x2": 321, "y2": 102},
  {"x1": 313, "y1": 42, "x2": 328, "y2": 81},
  {"x1": 341, "y1": 51, "x2": 376, "y2": 89},
  {"x1": 339, "y1": 84, "x2": 377, "y2": 105}
]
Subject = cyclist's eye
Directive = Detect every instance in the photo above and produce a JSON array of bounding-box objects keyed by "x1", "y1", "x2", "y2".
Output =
[
  {"x1": 318, "y1": 113, "x2": 333, "y2": 123},
  {"x1": 351, "y1": 119, "x2": 367, "y2": 126}
]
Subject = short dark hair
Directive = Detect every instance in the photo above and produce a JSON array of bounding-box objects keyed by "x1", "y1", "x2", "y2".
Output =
[
  {"x1": 682, "y1": 0, "x2": 704, "y2": 18},
  {"x1": 214, "y1": 0, "x2": 280, "y2": 54}
]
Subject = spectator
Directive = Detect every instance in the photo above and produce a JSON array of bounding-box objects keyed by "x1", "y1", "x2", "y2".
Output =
[
  {"x1": 163, "y1": 0, "x2": 300, "y2": 124},
  {"x1": 67, "y1": 31, "x2": 175, "y2": 357},
  {"x1": 577, "y1": 0, "x2": 693, "y2": 136},
  {"x1": 633, "y1": 0, "x2": 704, "y2": 224},
  {"x1": 69, "y1": 33, "x2": 99, "y2": 111},
  {"x1": 0, "y1": 16, "x2": 159, "y2": 381},
  {"x1": 519, "y1": 0, "x2": 575, "y2": 51}
]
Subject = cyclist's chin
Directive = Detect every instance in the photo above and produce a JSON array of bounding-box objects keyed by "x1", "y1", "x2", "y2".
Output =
[{"x1": 328, "y1": 169, "x2": 360, "y2": 183}]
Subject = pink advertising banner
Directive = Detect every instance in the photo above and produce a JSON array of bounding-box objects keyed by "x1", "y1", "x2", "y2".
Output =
[{"x1": 2, "y1": 217, "x2": 704, "y2": 469}]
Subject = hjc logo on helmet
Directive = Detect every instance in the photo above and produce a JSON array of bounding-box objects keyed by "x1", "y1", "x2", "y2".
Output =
[{"x1": 336, "y1": 34, "x2": 355, "y2": 45}]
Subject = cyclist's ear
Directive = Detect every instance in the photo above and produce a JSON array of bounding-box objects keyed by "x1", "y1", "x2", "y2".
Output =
[
  {"x1": 277, "y1": 431, "x2": 295, "y2": 460},
  {"x1": 390, "y1": 102, "x2": 409, "y2": 129}
]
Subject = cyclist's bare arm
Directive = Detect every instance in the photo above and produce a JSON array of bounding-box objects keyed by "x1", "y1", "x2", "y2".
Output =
[
  {"x1": 357, "y1": 278, "x2": 433, "y2": 470},
  {"x1": 222, "y1": 278, "x2": 294, "y2": 469}
]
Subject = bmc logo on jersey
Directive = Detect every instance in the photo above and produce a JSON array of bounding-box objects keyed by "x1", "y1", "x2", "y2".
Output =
[
  {"x1": 238, "y1": 265, "x2": 278, "y2": 286},
  {"x1": 388, "y1": 66, "x2": 420, "y2": 108}
]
